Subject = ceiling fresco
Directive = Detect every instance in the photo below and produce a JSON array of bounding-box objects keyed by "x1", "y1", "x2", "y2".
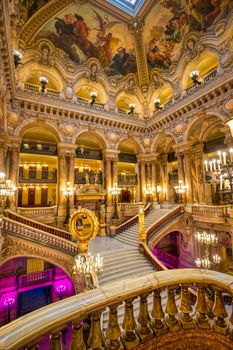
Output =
[
  {"x1": 144, "y1": 0, "x2": 233, "y2": 70},
  {"x1": 35, "y1": 3, "x2": 137, "y2": 80}
]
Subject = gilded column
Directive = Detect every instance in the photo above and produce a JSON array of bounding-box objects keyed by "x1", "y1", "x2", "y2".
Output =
[
  {"x1": 112, "y1": 155, "x2": 118, "y2": 187},
  {"x1": 68, "y1": 151, "x2": 75, "y2": 208},
  {"x1": 176, "y1": 152, "x2": 185, "y2": 183},
  {"x1": 151, "y1": 160, "x2": 157, "y2": 201},
  {"x1": 105, "y1": 157, "x2": 112, "y2": 205},
  {"x1": 135, "y1": 162, "x2": 141, "y2": 202},
  {"x1": 0, "y1": 141, "x2": 6, "y2": 173},
  {"x1": 57, "y1": 151, "x2": 67, "y2": 218},
  {"x1": 9, "y1": 142, "x2": 20, "y2": 209},
  {"x1": 160, "y1": 154, "x2": 168, "y2": 202},
  {"x1": 194, "y1": 149, "x2": 205, "y2": 203}
]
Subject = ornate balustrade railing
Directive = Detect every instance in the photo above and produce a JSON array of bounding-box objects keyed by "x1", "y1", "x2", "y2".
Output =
[
  {"x1": 19, "y1": 170, "x2": 57, "y2": 183},
  {"x1": 115, "y1": 202, "x2": 151, "y2": 235},
  {"x1": 5, "y1": 210, "x2": 72, "y2": 241},
  {"x1": 18, "y1": 268, "x2": 53, "y2": 288},
  {"x1": 192, "y1": 204, "x2": 231, "y2": 218},
  {"x1": 2, "y1": 217, "x2": 78, "y2": 256},
  {"x1": 142, "y1": 206, "x2": 182, "y2": 271},
  {"x1": 20, "y1": 139, "x2": 57, "y2": 155},
  {"x1": 17, "y1": 206, "x2": 57, "y2": 217},
  {"x1": 118, "y1": 174, "x2": 137, "y2": 185},
  {"x1": 1, "y1": 269, "x2": 233, "y2": 350}
]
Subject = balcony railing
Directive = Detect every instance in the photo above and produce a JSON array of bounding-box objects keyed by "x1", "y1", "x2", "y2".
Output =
[
  {"x1": 76, "y1": 147, "x2": 103, "y2": 160},
  {"x1": 19, "y1": 170, "x2": 57, "y2": 183},
  {"x1": 118, "y1": 174, "x2": 137, "y2": 185},
  {"x1": 18, "y1": 268, "x2": 53, "y2": 288},
  {"x1": 118, "y1": 153, "x2": 137, "y2": 163},
  {"x1": 17, "y1": 206, "x2": 57, "y2": 219},
  {"x1": 20, "y1": 140, "x2": 57, "y2": 155},
  {"x1": 74, "y1": 171, "x2": 103, "y2": 185},
  {"x1": 0, "y1": 269, "x2": 233, "y2": 350},
  {"x1": 192, "y1": 204, "x2": 230, "y2": 218},
  {"x1": 24, "y1": 82, "x2": 61, "y2": 98}
]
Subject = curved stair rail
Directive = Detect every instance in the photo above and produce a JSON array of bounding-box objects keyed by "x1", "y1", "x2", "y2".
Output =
[
  {"x1": 115, "y1": 202, "x2": 151, "y2": 235},
  {"x1": 2, "y1": 216, "x2": 78, "y2": 257},
  {"x1": 143, "y1": 205, "x2": 182, "y2": 271},
  {"x1": 4, "y1": 210, "x2": 72, "y2": 241},
  {"x1": 0, "y1": 269, "x2": 233, "y2": 350}
]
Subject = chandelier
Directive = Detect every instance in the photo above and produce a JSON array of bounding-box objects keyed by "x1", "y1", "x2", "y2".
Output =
[
  {"x1": 204, "y1": 149, "x2": 233, "y2": 203},
  {"x1": 73, "y1": 253, "x2": 103, "y2": 276},
  {"x1": 174, "y1": 180, "x2": 188, "y2": 203},
  {"x1": 0, "y1": 172, "x2": 17, "y2": 209},
  {"x1": 194, "y1": 230, "x2": 220, "y2": 269}
]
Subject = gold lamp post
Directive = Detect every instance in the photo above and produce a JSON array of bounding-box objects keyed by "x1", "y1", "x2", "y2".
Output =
[
  {"x1": 0, "y1": 172, "x2": 17, "y2": 211},
  {"x1": 62, "y1": 181, "x2": 74, "y2": 224}
]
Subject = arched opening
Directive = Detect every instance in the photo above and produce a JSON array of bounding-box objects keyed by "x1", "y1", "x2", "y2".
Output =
[
  {"x1": 116, "y1": 92, "x2": 141, "y2": 117},
  {"x1": 74, "y1": 131, "x2": 106, "y2": 210},
  {"x1": 75, "y1": 79, "x2": 107, "y2": 107},
  {"x1": 0, "y1": 257, "x2": 75, "y2": 327},
  {"x1": 151, "y1": 83, "x2": 173, "y2": 111},
  {"x1": 18, "y1": 127, "x2": 58, "y2": 209},
  {"x1": 117, "y1": 139, "x2": 138, "y2": 203},
  {"x1": 153, "y1": 231, "x2": 182, "y2": 269}
]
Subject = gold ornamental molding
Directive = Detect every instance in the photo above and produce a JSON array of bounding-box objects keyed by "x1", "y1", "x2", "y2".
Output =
[{"x1": 69, "y1": 208, "x2": 99, "y2": 254}]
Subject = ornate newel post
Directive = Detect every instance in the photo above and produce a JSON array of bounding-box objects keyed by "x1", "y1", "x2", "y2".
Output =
[
  {"x1": 70, "y1": 320, "x2": 86, "y2": 350},
  {"x1": 87, "y1": 310, "x2": 104, "y2": 349},
  {"x1": 179, "y1": 284, "x2": 195, "y2": 329},
  {"x1": 195, "y1": 284, "x2": 211, "y2": 329},
  {"x1": 121, "y1": 298, "x2": 140, "y2": 349},
  {"x1": 106, "y1": 303, "x2": 123, "y2": 350},
  {"x1": 151, "y1": 289, "x2": 167, "y2": 336},
  {"x1": 138, "y1": 205, "x2": 146, "y2": 252},
  {"x1": 212, "y1": 289, "x2": 229, "y2": 335},
  {"x1": 137, "y1": 293, "x2": 153, "y2": 342},
  {"x1": 165, "y1": 287, "x2": 181, "y2": 332}
]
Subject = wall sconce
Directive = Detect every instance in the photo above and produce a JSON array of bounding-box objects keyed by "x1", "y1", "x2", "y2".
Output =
[
  {"x1": 90, "y1": 91, "x2": 97, "y2": 106},
  {"x1": 154, "y1": 98, "x2": 162, "y2": 111},
  {"x1": 13, "y1": 50, "x2": 22, "y2": 68},
  {"x1": 39, "y1": 76, "x2": 48, "y2": 94},
  {"x1": 56, "y1": 284, "x2": 67, "y2": 300},
  {"x1": 128, "y1": 103, "x2": 135, "y2": 115},
  {"x1": 4, "y1": 297, "x2": 15, "y2": 323},
  {"x1": 190, "y1": 70, "x2": 201, "y2": 86}
]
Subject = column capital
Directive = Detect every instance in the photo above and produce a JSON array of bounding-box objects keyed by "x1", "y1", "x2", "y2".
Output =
[
  {"x1": 57, "y1": 143, "x2": 77, "y2": 157},
  {"x1": 173, "y1": 141, "x2": 193, "y2": 155},
  {"x1": 137, "y1": 154, "x2": 154, "y2": 163},
  {"x1": 102, "y1": 149, "x2": 120, "y2": 161}
]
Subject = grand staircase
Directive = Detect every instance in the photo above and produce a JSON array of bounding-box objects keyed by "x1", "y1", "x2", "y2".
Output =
[{"x1": 97, "y1": 206, "x2": 173, "y2": 286}]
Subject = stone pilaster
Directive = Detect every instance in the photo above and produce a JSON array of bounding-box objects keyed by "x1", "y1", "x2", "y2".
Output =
[{"x1": 183, "y1": 152, "x2": 193, "y2": 204}]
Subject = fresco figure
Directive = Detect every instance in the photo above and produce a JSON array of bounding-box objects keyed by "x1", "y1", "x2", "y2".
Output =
[{"x1": 39, "y1": 7, "x2": 137, "y2": 79}]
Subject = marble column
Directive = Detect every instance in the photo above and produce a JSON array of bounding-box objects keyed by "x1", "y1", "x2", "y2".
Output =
[
  {"x1": 140, "y1": 161, "x2": 146, "y2": 202},
  {"x1": 0, "y1": 143, "x2": 6, "y2": 173},
  {"x1": 176, "y1": 152, "x2": 185, "y2": 183},
  {"x1": 112, "y1": 156, "x2": 118, "y2": 187},
  {"x1": 183, "y1": 152, "x2": 193, "y2": 203},
  {"x1": 135, "y1": 162, "x2": 141, "y2": 202},
  {"x1": 57, "y1": 153, "x2": 67, "y2": 217},
  {"x1": 194, "y1": 151, "x2": 205, "y2": 203},
  {"x1": 68, "y1": 153, "x2": 75, "y2": 207},
  {"x1": 151, "y1": 160, "x2": 157, "y2": 201},
  {"x1": 105, "y1": 157, "x2": 112, "y2": 205}
]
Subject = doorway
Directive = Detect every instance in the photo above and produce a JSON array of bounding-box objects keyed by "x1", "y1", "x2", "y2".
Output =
[
  {"x1": 41, "y1": 188, "x2": 48, "y2": 206},
  {"x1": 28, "y1": 188, "x2": 35, "y2": 206},
  {"x1": 18, "y1": 286, "x2": 52, "y2": 317}
]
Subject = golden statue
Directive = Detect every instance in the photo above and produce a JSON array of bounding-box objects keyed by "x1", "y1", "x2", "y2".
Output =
[{"x1": 69, "y1": 208, "x2": 99, "y2": 254}]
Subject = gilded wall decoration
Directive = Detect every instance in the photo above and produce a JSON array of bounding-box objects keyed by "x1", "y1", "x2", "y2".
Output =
[
  {"x1": 36, "y1": 3, "x2": 137, "y2": 81},
  {"x1": 143, "y1": 0, "x2": 233, "y2": 72}
]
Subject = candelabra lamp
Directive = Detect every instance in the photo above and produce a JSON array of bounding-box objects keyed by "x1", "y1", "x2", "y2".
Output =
[
  {"x1": 144, "y1": 183, "x2": 155, "y2": 202},
  {"x1": 90, "y1": 91, "x2": 97, "y2": 106},
  {"x1": 174, "y1": 179, "x2": 188, "y2": 204},
  {"x1": 39, "y1": 76, "x2": 48, "y2": 94},
  {"x1": 13, "y1": 50, "x2": 22, "y2": 68},
  {"x1": 195, "y1": 230, "x2": 220, "y2": 270},
  {"x1": 56, "y1": 284, "x2": 67, "y2": 300},
  {"x1": 110, "y1": 182, "x2": 121, "y2": 221},
  {"x1": 204, "y1": 149, "x2": 233, "y2": 204},
  {"x1": 0, "y1": 172, "x2": 17, "y2": 211},
  {"x1": 157, "y1": 185, "x2": 162, "y2": 204},
  {"x1": 128, "y1": 103, "x2": 135, "y2": 116},
  {"x1": 154, "y1": 98, "x2": 163, "y2": 111},
  {"x1": 4, "y1": 297, "x2": 15, "y2": 324},
  {"x1": 62, "y1": 181, "x2": 74, "y2": 224},
  {"x1": 190, "y1": 70, "x2": 201, "y2": 86},
  {"x1": 73, "y1": 253, "x2": 103, "y2": 289}
]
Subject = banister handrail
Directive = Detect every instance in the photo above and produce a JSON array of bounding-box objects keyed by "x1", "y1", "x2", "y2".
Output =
[
  {"x1": 3, "y1": 217, "x2": 78, "y2": 256},
  {"x1": 0, "y1": 269, "x2": 232, "y2": 350},
  {"x1": 5, "y1": 210, "x2": 72, "y2": 241},
  {"x1": 115, "y1": 202, "x2": 151, "y2": 235}
]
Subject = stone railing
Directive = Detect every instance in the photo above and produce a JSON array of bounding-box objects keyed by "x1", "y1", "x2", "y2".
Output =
[
  {"x1": 146, "y1": 205, "x2": 182, "y2": 242},
  {"x1": 17, "y1": 206, "x2": 57, "y2": 219},
  {"x1": 115, "y1": 203, "x2": 151, "y2": 235},
  {"x1": 2, "y1": 217, "x2": 78, "y2": 256},
  {"x1": 18, "y1": 268, "x2": 53, "y2": 288},
  {"x1": 5, "y1": 210, "x2": 72, "y2": 241},
  {"x1": 192, "y1": 204, "x2": 230, "y2": 218},
  {"x1": 1, "y1": 269, "x2": 233, "y2": 350}
]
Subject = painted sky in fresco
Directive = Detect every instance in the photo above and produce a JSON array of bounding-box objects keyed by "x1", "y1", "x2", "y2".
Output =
[
  {"x1": 143, "y1": 0, "x2": 233, "y2": 70},
  {"x1": 36, "y1": 3, "x2": 137, "y2": 80}
]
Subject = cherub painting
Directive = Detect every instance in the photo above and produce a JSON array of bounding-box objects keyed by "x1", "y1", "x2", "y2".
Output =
[
  {"x1": 146, "y1": 0, "x2": 232, "y2": 69},
  {"x1": 38, "y1": 4, "x2": 137, "y2": 79}
]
